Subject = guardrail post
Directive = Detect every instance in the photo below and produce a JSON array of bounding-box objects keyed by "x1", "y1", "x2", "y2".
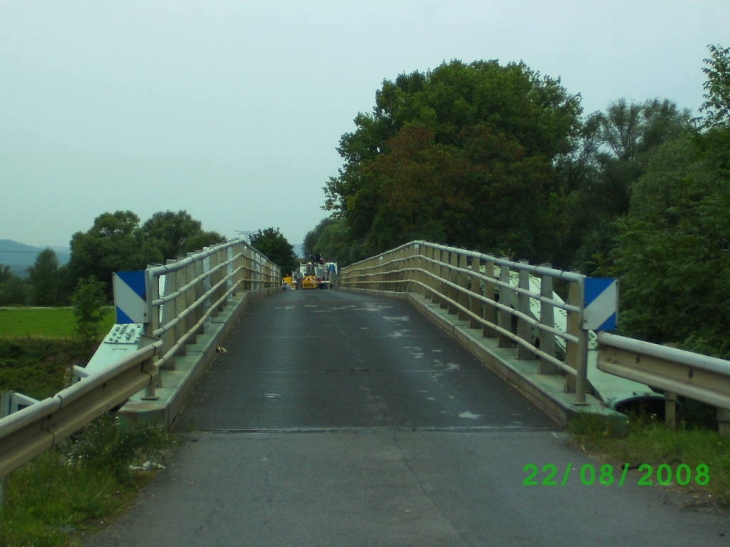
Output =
[
  {"x1": 141, "y1": 266, "x2": 162, "y2": 399},
  {"x1": 482, "y1": 258, "x2": 496, "y2": 338},
  {"x1": 426, "y1": 246, "x2": 438, "y2": 305},
  {"x1": 718, "y1": 408, "x2": 730, "y2": 437},
  {"x1": 447, "y1": 251, "x2": 458, "y2": 315},
  {"x1": 498, "y1": 262, "x2": 513, "y2": 348},
  {"x1": 458, "y1": 253, "x2": 469, "y2": 321},
  {"x1": 517, "y1": 263, "x2": 534, "y2": 360},
  {"x1": 174, "y1": 263, "x2": 187, "y2": 355},
  {"x1": 469, "y1": 256, "x2": 482, "y2": 329},
  {"x1": 566, "y1": 277, "x2": 589, "y2": 404},
  {"x1": 539, "y1": 272, "x2": 559, "y2": 374},
  {"x1": 184, "y1": 259, "x2": 196, "y2": 339},
  {"x1": 664, "y1": 391, "x2": 677, "y2": 430}
]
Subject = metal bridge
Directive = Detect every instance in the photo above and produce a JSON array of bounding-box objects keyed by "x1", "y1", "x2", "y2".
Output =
[{"x1": 1, "y1": 239, "x2": 730, "y2": 545}]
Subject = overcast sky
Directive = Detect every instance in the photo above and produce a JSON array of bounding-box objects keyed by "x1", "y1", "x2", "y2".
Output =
[{"x1": 1, "y1": 1, "x2": 728, "y2": 249}]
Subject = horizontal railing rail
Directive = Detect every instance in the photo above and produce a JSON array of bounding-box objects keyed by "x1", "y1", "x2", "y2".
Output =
[
  {"x1": 339, "y1": 241, "x2": 591, "y2": 404},
  {"x1": 0, "y1": 238, "x2": 280, "y2": 480},
  {"x1": 597, "y1": 332, "x2": 730, "y2": 434}
]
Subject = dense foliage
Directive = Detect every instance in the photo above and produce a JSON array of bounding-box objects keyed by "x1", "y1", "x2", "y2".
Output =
[
  {"x1": 0, "y1": 210, "x2": 225, "y2": 305},
  {"x1": 323, "y1": 59, "x2": 582, "y2": 262},
  {"x1": 312, "y1": 45, "x2": 730, "y2": 358},
  {"x1": 249, "y1": 227, "x2": 298, "y2": 275}
]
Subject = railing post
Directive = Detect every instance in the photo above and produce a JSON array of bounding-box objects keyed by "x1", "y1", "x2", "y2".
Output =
[
  {"x1": 483, "y1": 258, "x2": 496, "y2": 338},
  {"x1": 448, "y1": 251, "x2": 459, "y2": 315},
  {"x1": 426, "y1": 246, "x2": 437, "y2": 305},
  {"x1": 517, "y1": 263, "x2": 534, "y2": 360},
  {"x1": 469, "y1": 256, "x2": 482, "y2": 329},
  {"x1": 539, "y1": 272, "x2": 559, "y2": 374},
  {"x1": 174, "y1": 264, "x2": 187, "y2": 355},
  {"x1": 566, "y1": 276, "x2": 589, "y2": 404},
  {"x1": 143, "y1": 266, "x2": 161, "y2": 399},
  {"x1": 498, "y1": 261, "x2": 513, "y2": 348},
  {"x1": 458, "y1": 253, "x2": 469, "y2": 321},
  {"x1": 226, "y1": 246, "x2": 235, "y2": 299}
]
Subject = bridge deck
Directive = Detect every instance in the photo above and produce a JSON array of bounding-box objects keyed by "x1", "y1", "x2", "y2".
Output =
[{"x1": 85, "y1": 290, "x2": 730, "y2": 546}]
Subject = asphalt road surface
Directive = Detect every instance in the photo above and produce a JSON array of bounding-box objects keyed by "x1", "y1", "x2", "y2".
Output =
[{"x1": 85, "y1": 290, "x2": 730, "y2": 546}]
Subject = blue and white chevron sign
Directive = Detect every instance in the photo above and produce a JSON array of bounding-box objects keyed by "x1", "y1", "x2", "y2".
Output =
[
  {"x1": 113, "y1": 270, "x2": 147, "y2": 324},
  {"x1": 583, "y1": 278, "x2": 618, "y2": 331}
]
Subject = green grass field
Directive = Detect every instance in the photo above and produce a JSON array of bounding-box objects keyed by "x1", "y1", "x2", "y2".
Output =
[{"x1": 0, "y1": 307, "x2": 116, "y2": 338}]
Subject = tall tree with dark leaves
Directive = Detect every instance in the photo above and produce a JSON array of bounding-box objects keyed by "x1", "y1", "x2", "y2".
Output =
[
  {"x1": 611, "y1": 45, "x2": 730, "y2": 357},
  {"x1": 28, "y1": 248, "x2": 60, "y2": 306},
  {"x1": 324, "y1": 59, "x2": 582, "y2": 263},
  {"x1": 69, "y1": 211, "x2": 163, "y2": 298},
  {"x1": 249, "y1": 228, "x2": 297, "y2": 276},
  {"x1": 142, "y1": 210, "x2": 225, "y2": 260}
]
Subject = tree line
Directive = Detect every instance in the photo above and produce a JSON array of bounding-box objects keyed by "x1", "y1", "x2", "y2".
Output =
[
  {"x1": 0, "y1": 210, "x2": 226, "y2": 306},
  {"x1": 0, "y1": 211, "x2": 301, "y2": 308},
  {"x1": 305, "y1": 45, "x2": 730, "y2": 357}
]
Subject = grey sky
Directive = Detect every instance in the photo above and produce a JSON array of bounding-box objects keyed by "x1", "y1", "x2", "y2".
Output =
[{"x1": 1, "y1": 1, "x2": 727, "y2": 249}]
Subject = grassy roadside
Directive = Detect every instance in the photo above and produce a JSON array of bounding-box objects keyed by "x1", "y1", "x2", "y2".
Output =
[
  {"x1": 0, "y1": 306, "x2": 179, "y2": 546},
  {"x1": 0, "y1": 414, "x2": 178, "y2": 547},
  {"x1": 0, "y1": 307, "x2": 115, "y2": 339},
  {"x1": 568, "y1": 414, "x2": 730, "y2": 509}
]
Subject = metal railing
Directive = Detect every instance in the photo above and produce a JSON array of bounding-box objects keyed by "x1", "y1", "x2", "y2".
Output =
[
  {"x1": 340, "y1": 240, "x2": 730, "y2": 435},
  {"x1": 339, "y1": 241, "x2": 591, "y2": 404},
  {"x1": 0, "y1": 238, "x2": 280, "y2": 480},
  {"x1": 142, "y1": 239, "x2": 279, "y2": 393},
  {"x1": 597, "y1": 333, "x2": 730, "y2": 435}
]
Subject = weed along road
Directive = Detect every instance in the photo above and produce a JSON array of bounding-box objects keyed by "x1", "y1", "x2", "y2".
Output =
[{"x1": 86, "y1": 290, "x2": 730, "y2": 547}]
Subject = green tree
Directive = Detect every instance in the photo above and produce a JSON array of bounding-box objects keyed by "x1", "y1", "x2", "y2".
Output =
[
  {"x1": 697, "y1": 44, "x2": 730, "y2": 129},
  {"x1": 72, "y1": 276, "x2": 108, "y2": 355},
  {"x1": 69, "y1": 211, "x2": 163, "y2": 298},
  {"x1": 304, "y1": 217, "x2": 355, "y2": 265},
  {"x1": 611, "y1": 45, "x2": 730, "y2": 357},
  {"x1": 324, "y1": 59, "x2": 582, "y2": 262},
  {"x1": 566, "y1": 98, "x2": 692, "y2": 273},
  {"x1": 28, "y1": 248, "x2": 60, "y2": 306},
  {"x1": 249, "y1": 228, "x2": 297, "y2": 275},
  {"x1": 142, "y1": 210, "x2": 223, "y2": 259},
  {"x1": 0, "y1": 265, "x2": 29, "y2": 305},
  {"x1": 181, "y1": 230, "x2": 226, "y2": 254}
]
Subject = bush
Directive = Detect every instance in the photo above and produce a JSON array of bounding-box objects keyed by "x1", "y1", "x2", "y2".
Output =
[
  {"x1": 72, "y1": 277, "x2": 108, "y2": 355},
  {"x1": 0, "y1": 413, "x2": 177, "y2": 546}
]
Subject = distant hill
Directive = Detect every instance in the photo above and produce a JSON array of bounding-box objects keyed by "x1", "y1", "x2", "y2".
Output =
[{"x1": 0, "y1": 239, "x2": 71, "y2": 278}]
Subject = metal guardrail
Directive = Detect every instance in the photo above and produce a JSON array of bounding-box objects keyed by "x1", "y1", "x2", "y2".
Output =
[
  {"x1": 597, "y1": 332, "x2": 730, "y2": 435},
  {"x1": 0, "y1": 238, "x2": 280, "y2": 480},
  {"x1": 0, "y1": 343, "x2": 160, "y2": 478},
  {"x1": 339, "y1": 241, "x2": 591, "y2": 405}
]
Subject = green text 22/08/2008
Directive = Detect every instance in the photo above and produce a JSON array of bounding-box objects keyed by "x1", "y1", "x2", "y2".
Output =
[{"x1": 523, "y1": 463, "x2": 710, "y2": 487}]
